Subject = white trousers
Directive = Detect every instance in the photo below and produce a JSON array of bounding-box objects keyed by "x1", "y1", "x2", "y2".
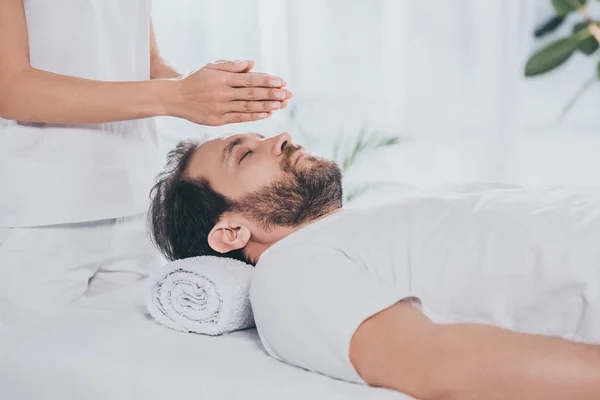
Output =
[{"x1": 0, "y1": 214, "x2": 163, "y2": 313}]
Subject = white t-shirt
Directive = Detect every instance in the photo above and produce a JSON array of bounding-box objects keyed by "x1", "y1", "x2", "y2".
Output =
[
  {"x1": 0, "y1": 0, "x2": 159, "y2": 227},
  {"x1": 250, "y1": 184, "x2": 600, "y2": 384}
]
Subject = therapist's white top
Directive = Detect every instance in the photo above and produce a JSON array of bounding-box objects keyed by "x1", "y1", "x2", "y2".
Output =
[
  {"x1": 0, "y1": 0, "x2": 159, "y2": 227},
  {"x1": 250, "y1": 184, "x2": 600, "y2": 384}
]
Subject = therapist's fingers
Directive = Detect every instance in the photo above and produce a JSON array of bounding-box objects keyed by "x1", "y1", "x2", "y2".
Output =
[
  {"x1": 241, "y1": 72, "x2": 287, "y2": 87},
  {"x1": 220, "y1": 112, "x2": 272, "y2": 125},
  {"x1": 205, "y1": 60, "x2": 254, "y2": 73},
  {"x1": 207, "y1": 61, "x2": 287, "y2": 87},
  {"x1": 227, "y1": 72, "x2": 287, "y2": 88},
  {"x1": 241, "y1": 60, "x2": 255, "y2": 72},
  {"x1": 231, "y1": 88, "x2": 293, "y2": 101},
  {"x1": 217, "y1": 60, "x2": 255, "y2": 72},
  {"x1": 178, "y1": 62, "x2": 291, "y2": 126},
  {"x1": 229, "y1": 100, "x2": 284, "y2": 113}
]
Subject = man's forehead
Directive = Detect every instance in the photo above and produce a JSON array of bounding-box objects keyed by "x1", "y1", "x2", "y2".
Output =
[
  {"x1": 204, "y1": 132, "x2": 232, "y2": 142},
  {"x1": 206, "y1": 131, "x2": 264, "y2": 140},
  {"x1": 186, "y1": 132, "x2": 263, "y2": 177},
  {"x1": 199, "y1": 132, "x2": 263, "y2": 148}
]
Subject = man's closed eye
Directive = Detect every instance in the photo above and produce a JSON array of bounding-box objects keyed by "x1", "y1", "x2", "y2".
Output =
[{"x1": 239, "y1": 150, "x2": 253, "y2": 164}]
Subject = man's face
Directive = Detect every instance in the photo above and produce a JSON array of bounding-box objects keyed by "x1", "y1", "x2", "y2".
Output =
[{"x1": 186, "y1": 132, "x2": 343, "y2": 229}]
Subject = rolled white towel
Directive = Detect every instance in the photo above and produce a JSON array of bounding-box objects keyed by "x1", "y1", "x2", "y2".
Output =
[{"x1": 146, "y1": 256, "x2": 255, "y2": 336}]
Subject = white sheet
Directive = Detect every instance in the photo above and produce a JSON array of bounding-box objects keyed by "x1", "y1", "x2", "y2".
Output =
[
  {"x1": 251, "y1": 182, "x2": 600, "y2": 384},
  {"x1": 0, "y1": 280, "x2": 412, "y2": 400}
]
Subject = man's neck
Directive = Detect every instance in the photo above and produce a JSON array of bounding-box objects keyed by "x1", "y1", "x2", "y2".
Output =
[{"x1": 245, "y1": 208, "x2": 343, "y2": 263}]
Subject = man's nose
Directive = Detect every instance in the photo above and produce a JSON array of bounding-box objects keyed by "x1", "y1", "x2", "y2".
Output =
[{"x1": 271, "y1": 132, "x2": 292, "y2": 156}]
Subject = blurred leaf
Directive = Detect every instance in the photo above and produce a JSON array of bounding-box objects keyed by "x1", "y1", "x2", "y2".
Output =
[
  {"x1": 338, "y1": 127, "x2": 402, "y2": 173},
  {"x1": 525, "y1": 38, "x2": 581, "y2": 76},
  {"x1": 552, "y1": 0, "x2": 586, "y2": 16},
  {"x1": 373, "y1": 136, "x2": 401, "y2": 147},
  {"x1": 579, "y1": 37, "x2": 599, "y2": 54},
  {"x1": 288, "y1": 103, "x2": 298, "y2": 121},
  {"x1": 332, "y1": 134, "x2": 342, "y2": 163},
  {"x1": 345, "y1": 185, "x2": 374, "y2": 203},
  {"x1": 574, "y1": 21, "x2": 588, "y2": 32},
  {"x1": 559, "y1": 75, "x2": 597, "y2": 122},
  {"x1": 573, "y1": 22, "x2": 599, "y2": 54},
  {"x1": 340, "y1": 124, "x2": 368, "y2": 172},
  {"x1": 551, "y1": 0, "x2": 571, "y2": 15},
  {"x1": 535, "y1": 15, "x2": 565, "y2": 38},
  {"x1": 344, "y1": 181, "x2": 407, "y2": 203}
]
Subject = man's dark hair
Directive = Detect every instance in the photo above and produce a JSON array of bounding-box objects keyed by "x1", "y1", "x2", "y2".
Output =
[{"x1": 148, "y1": 140, "x2": 248, "y2": 263}]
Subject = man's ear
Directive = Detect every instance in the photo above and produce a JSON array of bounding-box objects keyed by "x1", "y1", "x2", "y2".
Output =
[{"x1": 207, "y1": 217, "x2": 251, "y2": 254}]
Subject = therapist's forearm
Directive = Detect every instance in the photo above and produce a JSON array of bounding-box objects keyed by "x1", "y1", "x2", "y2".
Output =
[
  {"x1": 0, "y1": 67, "x2": 175, "y2": 124},
  {"x1": 150, "y1": 55, "x2": 181, "y2": 80},
  {"x1": 149, "y1": 19, "x2": 180, "y2": 80}
]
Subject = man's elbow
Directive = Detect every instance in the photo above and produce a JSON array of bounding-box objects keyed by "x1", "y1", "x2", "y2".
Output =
[
  {"x1": 394, "y1": 351, "x2": 472, "y2": 400},
  {"x1": 350, "y1": 314, "x2": 476, "y2": 400},
  {"x1": 410, "y1": 327, "x2": 488, "y2": 400},
  {"x1": 387, "y1": 355, "x2": 463, "y2": 400},
  {"x1": 0, "y1": 68, "x2": 30, "y2": 120},
  {"x1": 355, "y1": 345, "x2": 461, "y2": 400},
  {"x1": 0, "y1": 97, "x2": 16, "y2": 120},
  {"x1": 350, "y1": 302, "x2": 466, "y2": 400},
  {"x1": 0, "y1": 84, "x2": 11, "y2": 119}
]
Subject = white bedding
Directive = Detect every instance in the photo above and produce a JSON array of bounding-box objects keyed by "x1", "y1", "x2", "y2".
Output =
[{"x1": 0, "y1": 280, "x2": 412, "y2": 400}]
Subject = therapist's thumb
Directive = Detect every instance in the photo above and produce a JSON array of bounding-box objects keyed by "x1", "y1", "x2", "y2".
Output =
[{"x1": 205, "y1": 60, "x2": 255, "y2": 73}]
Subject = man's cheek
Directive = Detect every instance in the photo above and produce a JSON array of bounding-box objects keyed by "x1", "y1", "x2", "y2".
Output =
[
  {"x1": 239, "y1": 167, "x2": 271, "y2": 191},
  {"x1": 254, "y1": 163, "x2": 283, "y2": 182}
]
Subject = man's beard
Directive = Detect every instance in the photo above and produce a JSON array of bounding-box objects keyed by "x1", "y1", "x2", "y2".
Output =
[{"x1": 230, "y1": 145, "x2": 343, "y2": 231}]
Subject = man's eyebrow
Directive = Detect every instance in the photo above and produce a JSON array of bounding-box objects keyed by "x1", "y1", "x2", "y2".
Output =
[
  {"x1": 221, "y1": 134, "x2": 265, "y2": 165},
  {"x1": 222, "y1": 137, "x2": 245, "y2": 165}
]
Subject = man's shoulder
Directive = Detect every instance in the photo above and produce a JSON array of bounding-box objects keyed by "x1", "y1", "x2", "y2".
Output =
[
  {"x1": 251, "y1": 243, "x2": 344, "y2": 302},
  {"x1": 258, "y1": 241, "x2": 351, "y2": 268},
  {"x1": 250, "y1": 242, "x2": 361, "y2": 307},
  {"x1": 254, "y1": 241, "x2": 360, "y2": 289}
]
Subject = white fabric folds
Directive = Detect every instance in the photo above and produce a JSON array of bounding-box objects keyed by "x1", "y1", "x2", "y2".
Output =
[{"x1": 146, "y1": 256, "x2": 255, "y2": 336}]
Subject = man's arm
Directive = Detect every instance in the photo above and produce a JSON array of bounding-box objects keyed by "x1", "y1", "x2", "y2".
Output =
[
  {"x1": 350, "y1": 301, "x2": 600, "y2": 400},
  {"x1": 0, "y1": 0, "x2": 290, "y2": 125}
]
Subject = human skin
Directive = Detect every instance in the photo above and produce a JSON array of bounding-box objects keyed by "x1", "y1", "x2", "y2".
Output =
[
  {"x1": 185, "y1": 133, "x2": 600, "y2": 400},
  {"x1": 184, "y1": 132, "x2": 322, "y2": 261},
  {"x1": 351, "y1": 300, "x2": 600, "y2": 400},
  {"x1": 0, "y1": 0, "x2": 292, "y2": 126}
]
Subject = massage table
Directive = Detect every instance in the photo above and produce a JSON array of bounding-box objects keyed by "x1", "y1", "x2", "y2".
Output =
[{"x1": 0, "y1": 281, "x2": 414, "y2": 400}]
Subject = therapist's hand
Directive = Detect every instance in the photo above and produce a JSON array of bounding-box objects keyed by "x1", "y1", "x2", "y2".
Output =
[{"x1": 168, "y1": 60, "x2": 292, "y2": 126}]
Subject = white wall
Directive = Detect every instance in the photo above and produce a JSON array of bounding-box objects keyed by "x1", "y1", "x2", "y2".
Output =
[{"x1": 151, "y1": 0, "x2": 600, "y2": 204}]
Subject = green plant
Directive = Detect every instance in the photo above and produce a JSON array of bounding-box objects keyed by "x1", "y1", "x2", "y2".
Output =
[
  {"x1": 525, "y1": 0, "x2": 600, "y2": 121},
  {"x1": 284, "y1": 104, "x2": 404, "y2": 203},
  {"x1": 334, "y1": 124, "x2": 403, "y2": 203}
]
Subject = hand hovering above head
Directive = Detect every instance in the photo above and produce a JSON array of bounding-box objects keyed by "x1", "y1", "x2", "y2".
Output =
[{"x1": 168, "y1": 60, "x2": 292, "y2": 126}]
